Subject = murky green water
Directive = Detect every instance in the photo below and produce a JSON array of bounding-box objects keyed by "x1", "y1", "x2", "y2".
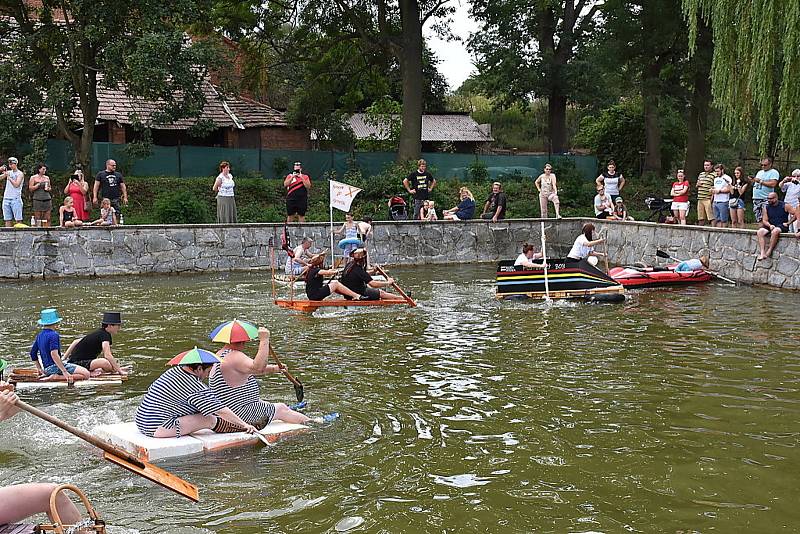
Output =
[{"x1": 1, "y1": 266, "x2": 799, "y2": 533}]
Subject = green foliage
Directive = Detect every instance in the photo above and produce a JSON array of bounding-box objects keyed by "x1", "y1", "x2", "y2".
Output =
[
  {"x1": 272, "y1": 157, "x2": 290, "y2": 180},
  {"x1": 21, "y1": 135, "x2": 49, "y2": 175},
  {"x1": 575, "y1": 97, "x2": 687, "y2": 178},
  {"x1": 356, "y1": 97, "x2": 403, "y2": 152},
  {"x1": 154, "y1": 190, "x2": 213, "y2": 224},
  {"x1": 467, "y1": 159, "x2": 489, "y2": 182}
]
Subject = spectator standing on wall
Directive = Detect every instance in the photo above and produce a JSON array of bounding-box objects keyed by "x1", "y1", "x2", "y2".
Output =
[
  {"x1": 63, "y1": 168, "x2": 89, "y2": 221},
  {"x1": 695, "y1": 159, "x2": 715, "y2": 226},
  {"x1": 284, "y1": 161, "x2": 311, "y2": 223},
  {"x1": 1, "y1": 156, "x2": 24, "y2": 227},
  {"x1": 213, "y1": 161, "x2": 237, "y2": 224},
  {"x1": 403, "y1": 159, "x2": 436, "y2": 220},
  {"x1": 595, "y1": 160, "x2": 625, "y2": 204},
  {"x1": 779, "y1": 169, "x2": 800, "y2": 232},
  {"x1": 729, "y1": 166, "x2": 748, "y2": 229},
  {"x1": 535, "y1": 163, "x2": 561, "y2": 218},
  {"x1": 93, "y1": 159, "x2": 127, "y2": 224},
  {"x1": 751, "y1": 156, "x2": 779, "y2": 223},
  {"x1": 480, "y1": 182, "x2": 507, "y2": 222},
  {"x1": 711, "y1": 163, "x2": 732, "y2": 228},
  {"x1": 29, "y1": 163, "x2": 52, "y2": 227}
]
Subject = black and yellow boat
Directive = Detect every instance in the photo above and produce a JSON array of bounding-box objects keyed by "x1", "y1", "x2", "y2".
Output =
[{"x1": 495, "y1": 258, "x2": 625, "y2": 302}]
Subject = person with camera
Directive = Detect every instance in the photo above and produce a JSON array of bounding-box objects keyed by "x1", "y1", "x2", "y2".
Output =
[
  {"x1": 751, "y1": 156, "x2": 779, "y2": 223},
  {"x1": 63, "y1": 166, "x2": 89, "y2": 221},
  {"x1": 728, "y1": 166, "x2": 748, "y2": 229},
  {"x1": 1, "y1": 156, "x2": 24, "y2": 227},
  {"x1": 284, "y1": 161, "x2": 311, "y2": 223},
  {"x1": 28, "y1": 163, "x2": 52, "y2": 227},
  {"x1": 779, "y1": 169, "x2": 800, "y2": 232},
  {"x1": 93, "y1": 159, "x2": 127, "y2": 223}
]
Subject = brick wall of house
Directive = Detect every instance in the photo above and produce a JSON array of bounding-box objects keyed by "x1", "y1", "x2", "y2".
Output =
[{"x1": 260, "y1": 127, "x2": 311, "y2": 150}]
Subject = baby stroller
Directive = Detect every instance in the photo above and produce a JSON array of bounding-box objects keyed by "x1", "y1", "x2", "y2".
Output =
[
  {"x1": 388, "y1": 195, "x2": 408, "y2": 220},
  {"x1": 644, "y1": 196, "x2": 673, "y2": 223}
]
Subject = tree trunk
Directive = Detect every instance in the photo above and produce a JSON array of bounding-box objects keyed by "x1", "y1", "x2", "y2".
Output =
[
  {"x1": 548, "y1": 93, "x2": 568, "y2": 154},
  {"x1": 538, "y1": 7, "x2": 568, "y2": 153},
  {"x1": 396, "y1": 0, "x2": 423, "y2": 162},
  {"x1": 642, "y1": 62, "x2": 663, "y2": 175},
  {"x1": 684, "y1": 21, "x2": 712, "y2": 177}
]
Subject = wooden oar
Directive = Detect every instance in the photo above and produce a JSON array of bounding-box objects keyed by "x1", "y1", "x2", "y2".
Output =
[
  {"x1": 12, "y1": 396, "x2": 199, "y2": 502},
  {"x1": 655, "y1": 249, "x2": 737, "y2": 285},
  {"x1": 373, "y1": 264, "x2": 416, "y2": 307},
  {"x1": 268, "y1": 345, "x2": 304, "y2": 402}
]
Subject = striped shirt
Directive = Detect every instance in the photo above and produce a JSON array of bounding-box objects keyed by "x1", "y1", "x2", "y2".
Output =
[
  {"x1": 209, "y1": 362, "x2": 275, "y2": 426},
  {"x1": 135, "y1": 366, "x2": 225, "y2": 437}
]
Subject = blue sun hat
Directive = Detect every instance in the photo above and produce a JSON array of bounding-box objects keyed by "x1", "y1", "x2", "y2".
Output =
[{"x1": 37, "y1": 308, "x2": 63, "y2": 326}]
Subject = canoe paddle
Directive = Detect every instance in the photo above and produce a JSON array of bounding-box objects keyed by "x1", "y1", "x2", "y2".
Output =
[
  {"x1": 268, "y1": 345, "x2": 304, "y2": 402},
  {"x1": 655, "y1": 249, "x2": 737, "y2": 285},
  {"x1": 373, "y1": 264, "x2": 416, "y2": 307},
  {"x1": 2, "y1": 387, "x2": 199, "y2": 502}
]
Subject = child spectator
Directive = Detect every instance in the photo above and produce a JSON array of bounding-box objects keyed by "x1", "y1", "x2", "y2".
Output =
[
  {"x1": 614, "y1": 198, "x2": 633, "y2": 221},
  {"x1": 59, "y1": 197, "x2": 82, "y2": 228},
  {"x1": 421, "y1": 200, "x2": 438, "y2": 221},
  {"x1": 670, "y1": 170, "x2": 690, "y2": 225},
  {"x1": 92, "y1": 198, "x2": 117, "y2": 226},
  {"x1": 30, "y1": 309, "x2": 90, "y2": 382}
]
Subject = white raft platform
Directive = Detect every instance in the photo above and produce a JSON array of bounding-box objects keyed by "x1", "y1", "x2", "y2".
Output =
[
  {"x1": 14, "y1": 377, "x2": 125, "y2": 390},
  {"x1": 92, "y1": 421, "x2": 309, "y2": 461}
]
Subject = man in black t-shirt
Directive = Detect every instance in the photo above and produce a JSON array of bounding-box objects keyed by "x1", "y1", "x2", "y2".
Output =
[
  {"x1": 64, "y1": 312, "x2": 126, "y2": 376},
  {"x1": 303, "y1": 253, "x2": 363, "y2": 301},
  {"x1": 339, "y1": 249, "x2": 406, "y2": 300},
  {"x1": 403, "y1": 159, "x2": 436, "y2": 220},
  {"x1": 93, "y1": 159, "x2": 128, "y2": 221},
  {"x1": 481, "y1": 182, "x2": 508, "y2": 222}
]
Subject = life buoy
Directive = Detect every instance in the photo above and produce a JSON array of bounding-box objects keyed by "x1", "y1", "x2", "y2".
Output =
[{"x1": 338, "y1": 237, "x2": 363, "y2": 250}]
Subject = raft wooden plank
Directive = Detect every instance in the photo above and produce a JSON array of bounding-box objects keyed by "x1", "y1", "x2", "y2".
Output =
[{"x1": 275, "y1": 298, "x2": 411, "y2": 313}]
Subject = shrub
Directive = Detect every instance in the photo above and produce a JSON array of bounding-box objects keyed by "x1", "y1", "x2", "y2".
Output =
[
  {"x1": 468, "y1": 159, "x2": 489, "y2": 182},
  {"x1": 153, "y1": 190, "x2": 212, "y2": 224}
]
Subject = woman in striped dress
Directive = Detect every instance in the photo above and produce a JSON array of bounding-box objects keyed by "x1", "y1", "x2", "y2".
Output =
[
  {"x1": 210, "y1": 327, "x2": 310, "y2": 430},
  {"x1": 135, "y1": 362, "x2": 258, "y2": 438}
]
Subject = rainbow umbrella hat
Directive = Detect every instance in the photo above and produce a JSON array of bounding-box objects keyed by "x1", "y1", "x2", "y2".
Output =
[
  {"x1": 208, "y1": 319, "x2": 259, "y2": 344},
  {"x1": 167, "y1": 347, "x2": 221, "y2": 366}
]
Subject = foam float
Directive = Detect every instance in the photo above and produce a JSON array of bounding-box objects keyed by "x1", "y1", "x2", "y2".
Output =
[{"x1": 92, "y1": 421, "x2": 308, "y2": 462}]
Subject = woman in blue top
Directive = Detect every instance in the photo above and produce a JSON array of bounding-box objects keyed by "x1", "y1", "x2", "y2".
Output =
[
  {"x1": 30, "y1": 309, "x2": 90, "y2": 382},
  {"x1": 443, "y1": 187, "x2": 476, "y2": 221}
]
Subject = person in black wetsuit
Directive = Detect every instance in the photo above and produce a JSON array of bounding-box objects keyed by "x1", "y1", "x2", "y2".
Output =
[
  {"x1": 304, "y1": 253, "x2": 364, "y2": 301},
  {"x1": 339, "y1": 248, "x2": 406, "y2": 301}
]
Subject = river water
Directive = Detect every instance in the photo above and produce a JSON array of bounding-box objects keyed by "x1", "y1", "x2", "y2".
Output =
[{"x1": 1, "y1": 265, "x2": 799, "y2": 533}]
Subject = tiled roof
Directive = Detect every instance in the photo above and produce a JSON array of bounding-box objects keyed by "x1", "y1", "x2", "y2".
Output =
[
  {"x1": 89, "y1": 80, "x2": 286, "y2": 130},
  {"x1": 347, "y1": 113, "x2": 493, "y2": 142}
]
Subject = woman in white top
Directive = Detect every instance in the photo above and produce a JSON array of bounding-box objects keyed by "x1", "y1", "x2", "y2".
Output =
[
  {"x1": 595, "y1": 160, "x2": 625, "y2": 203},
  {"x1": 534, "y1": 163, "x2": 561, "y2": 218},
  {"x1": 567, "y1": 223, "x2": 606, "y2": 262},
  {"x1": 780, "y1": 169, "x2": 800, "y2": 231},
  {"x1": 593, "y1": 186, "x2": 615, "y2": 219},
  {"x1": 213, "y1": 160, "x2": 237, "y2": 223},
  {"x1": 514, "y1": 243, "x2": 544, "y2": 269}
]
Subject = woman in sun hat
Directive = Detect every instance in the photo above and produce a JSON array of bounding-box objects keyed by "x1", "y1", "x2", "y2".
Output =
[
  {"x1": 208, "y1": 321, "x2": 311, "y2": 432},
  {"x1": 30, "y1": 309, "x2": 90, "y2": 382},
  {"x1": 135, "y1": 347, "x2": 258, "y2": 438}
]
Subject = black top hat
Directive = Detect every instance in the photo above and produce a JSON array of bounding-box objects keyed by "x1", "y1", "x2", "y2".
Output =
[{"x1": 102, "y1": 311, "x2": 122, "y2": 325}]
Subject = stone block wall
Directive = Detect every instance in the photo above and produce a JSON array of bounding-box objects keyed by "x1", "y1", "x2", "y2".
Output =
[{"x1": 0, "y1": 218, "x2": 797, "y2": 289}]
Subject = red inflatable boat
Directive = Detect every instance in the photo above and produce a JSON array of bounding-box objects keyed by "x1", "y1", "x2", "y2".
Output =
[{"x1": 609, "y1": 265, "x2": 712, "y2": 288}]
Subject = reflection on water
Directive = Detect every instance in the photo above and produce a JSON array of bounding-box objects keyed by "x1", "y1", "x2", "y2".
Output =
[{"x1": 1, "y1": 266, "x2": 800, "y2": 532}]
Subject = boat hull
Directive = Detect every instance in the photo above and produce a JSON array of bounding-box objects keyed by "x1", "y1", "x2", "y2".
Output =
[
  {"x1": 495, "y1": 258, "x2": 625, "y2": 301},
  {"x1": 609, "y1": 266, "x2": 712, "y2": 288}
]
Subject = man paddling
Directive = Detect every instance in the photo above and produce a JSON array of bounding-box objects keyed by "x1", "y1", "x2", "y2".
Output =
[
  {"x1": 304, "y1": 252, "x2": 367, "y2": 301},
  {"x1": 64, "y1": 311, "x2": 126, "y2": 376},
  {"x1": 339, "y1": 248, "x2": 405, "y2": 301}
]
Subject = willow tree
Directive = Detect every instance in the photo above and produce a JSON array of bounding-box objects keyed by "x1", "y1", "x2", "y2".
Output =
[{"x1": 684, "y1": 0, "x2": 800, "y2": 152}]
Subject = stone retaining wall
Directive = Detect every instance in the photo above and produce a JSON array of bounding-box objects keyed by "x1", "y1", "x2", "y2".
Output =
[{"x1": 0, "y1": 219, "x2": 797, "y2": 289}]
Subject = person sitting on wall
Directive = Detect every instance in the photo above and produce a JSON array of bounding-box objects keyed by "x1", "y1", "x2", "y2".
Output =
[
  {"x1": 480, "y1": 182, "x2": 507, "y2": 222},
  {"x1": 514, "y1": 243, "x2": 544, "y2": 269},
  {"x1": 442, "y1": 187, "x2": 476, "y2": 221},
  {"x1": 339, "y1": 248, "x2": 406, "y2": 301},
  {"x1": 64, "y1": 312, "x2": 126, "y2": 377},
  {"x1": 593, "y1": 186, "x2": 616, "y2": 220},
  {"x1": 756, "y1": 192, "x2": 795, "y2": 260}
]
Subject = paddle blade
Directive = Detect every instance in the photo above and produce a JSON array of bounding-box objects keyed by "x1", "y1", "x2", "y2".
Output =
[
  {"x1": 294, "y1": 381, "x2": 304, "y2": 402},
  {"x1": 104, "y1": 452, "x2": 199, "y2": 502},
  {"x1": 655, "y1": 250, "x2": 671, "y2": 259}
]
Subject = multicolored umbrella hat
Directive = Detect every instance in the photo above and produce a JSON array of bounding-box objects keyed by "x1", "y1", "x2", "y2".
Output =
[
  {"x1": 208, "y1": 319, "x2": 259, "y2": 344},
  {"x1": 167, "y1": 347, "x2": 221, "y2": 366}
]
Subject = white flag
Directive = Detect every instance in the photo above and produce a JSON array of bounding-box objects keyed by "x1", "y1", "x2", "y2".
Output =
[{"x1": 329, "y1": 180, "x2": 362, "y2": 212}]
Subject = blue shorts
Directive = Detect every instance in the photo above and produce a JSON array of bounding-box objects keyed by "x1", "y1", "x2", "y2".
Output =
[
  {"x1": 43, "y1": 363, "x2": 79, "y2": 376},
  {"x1": 731, "y1": 198, "x2": 745, "y2": 210},
  {"x1": 2, "y1": 198, "x2": 22, "y2": 221},
  {"x1": 713, "y1": 201, "x2": 730, "y2": 222}
]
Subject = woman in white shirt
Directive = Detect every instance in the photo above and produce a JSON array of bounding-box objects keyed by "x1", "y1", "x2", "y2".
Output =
[
  {"x1": 780, "y1": 169, "x2": 800, "y2": 231},
  {"x1": 567, "y1": 223, "x2": 606, "y2": 262},
  {"x1": 514, "y1": 243, "x2": 544, "y2": 269},
  {"x1": 213, "y1": 160, "x2": 237, "y2": 223}
]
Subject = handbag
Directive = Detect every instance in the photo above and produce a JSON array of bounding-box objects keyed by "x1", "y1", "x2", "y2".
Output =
[{"x1": 728, "y1": 198, "x2": 738, "y2": 208}]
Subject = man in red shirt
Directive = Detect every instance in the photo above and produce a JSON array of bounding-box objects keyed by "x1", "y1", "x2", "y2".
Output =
[{"x1": 284, "y1": 161, "x2": 311, "y2": 223}]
